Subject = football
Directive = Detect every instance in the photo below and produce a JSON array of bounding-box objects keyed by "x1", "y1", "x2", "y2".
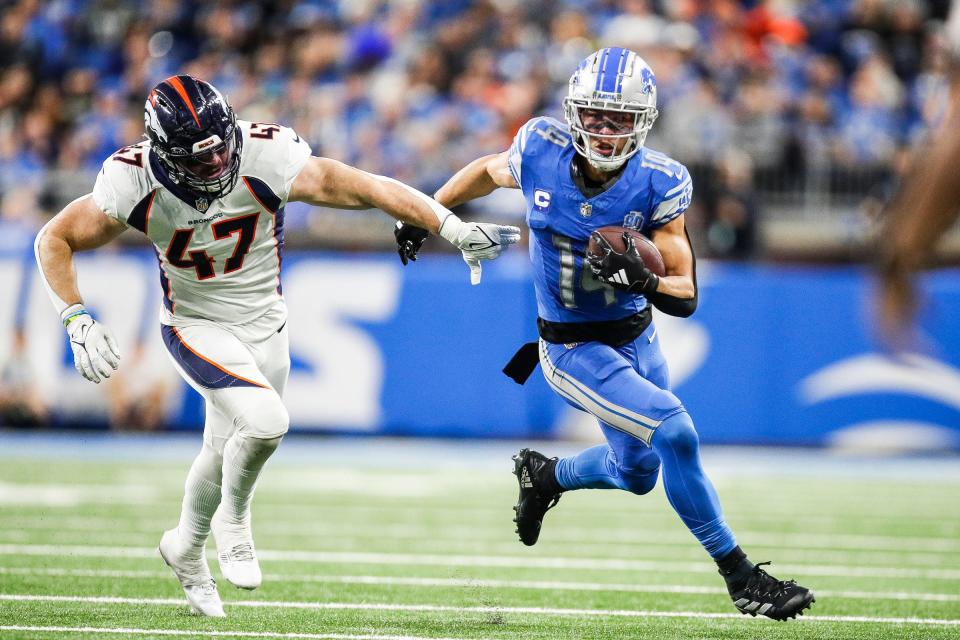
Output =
[{"x1": 586, "y1": 226, "x2": 666, "y2": 277}]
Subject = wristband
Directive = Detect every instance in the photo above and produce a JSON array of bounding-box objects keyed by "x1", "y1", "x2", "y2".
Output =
[
  {"x1": 61, "y1": 303, "x2": 89, "y2": 327},
  {"x1": 438, "y1": 213, "x2": 466, "y2": 245}
]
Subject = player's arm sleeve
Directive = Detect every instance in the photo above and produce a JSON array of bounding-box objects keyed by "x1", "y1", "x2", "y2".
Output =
[
  {"x1": 279, "y1": 127, "x2": 313, "y2": 201},
  {"x1": 91, "y1": 165, "x2": 131, "y2": 227},
  {"x1": 648, "y1": 164, "x2": 693, "y2": 229},
  {"x1": 506, "y1": 118, "x2": 541, "y2": 191}
]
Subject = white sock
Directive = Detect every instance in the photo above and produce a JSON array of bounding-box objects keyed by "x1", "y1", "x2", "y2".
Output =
[
  {"x1": 176, "y1": 443, "x2": 223, "y2": 558},
  {"x1": 219, "y1": 433, "x2": 282, "y2": 532}
]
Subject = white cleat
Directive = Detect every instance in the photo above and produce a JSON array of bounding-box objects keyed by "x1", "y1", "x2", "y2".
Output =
[
  {"x1": 158, "y1": 528, "x2": 226, "y2": 617},
  {"x1": 212, "y1": 513, "x2": 262, "y2": 590}
]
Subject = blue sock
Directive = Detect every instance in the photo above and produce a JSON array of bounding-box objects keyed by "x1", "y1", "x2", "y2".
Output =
[{"x1": 651, "y1": 411, "x2": 736, "y2": 559}]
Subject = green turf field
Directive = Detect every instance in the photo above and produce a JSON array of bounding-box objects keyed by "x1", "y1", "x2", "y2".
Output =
[{"x1": 0, "y1": 443, "x2": 958, "y2": 640}]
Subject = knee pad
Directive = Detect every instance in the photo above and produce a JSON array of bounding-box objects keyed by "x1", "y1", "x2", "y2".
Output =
[
  {"x1": 613, "y1": 443, "x2": 661, "y2": 495},
  {"x1": 654, "y1": 411, "x2": 700, "y2": 459},
  {"x1": 234, "y1": 392, "x2": 289, "y2": 439},
  {"x1": 617, "y1": 466, "x2": 660, "y2": 495}
]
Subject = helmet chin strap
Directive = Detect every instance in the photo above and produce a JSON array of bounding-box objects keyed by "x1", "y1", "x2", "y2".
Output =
[
  {"x1": 585, "y1": 153, "x2": 628, "y2": 172},
  {"x1": 574, "y1": 130, "x2": 639, "y2": 173}
]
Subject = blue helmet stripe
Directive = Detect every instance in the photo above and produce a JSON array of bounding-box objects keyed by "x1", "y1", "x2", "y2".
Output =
[
  {"x1": 614, "y1": 49, "x2": 630, "y2": 93},
  {"x1": 599, "y1": 47, "x2": 624, "y2": 93},
  {"x1": 594, "y1": 48, "x2": 609, "y2": 92}
]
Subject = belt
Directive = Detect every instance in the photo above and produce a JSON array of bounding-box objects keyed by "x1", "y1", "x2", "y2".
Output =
[{"x1": 502, "y1": 307, "x2": 652, "y2": 385}]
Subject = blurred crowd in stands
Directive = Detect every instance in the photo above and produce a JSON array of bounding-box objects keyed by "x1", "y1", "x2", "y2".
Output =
[{"x1": 0, "y1": 0, "x2": 955, "y2": 260}]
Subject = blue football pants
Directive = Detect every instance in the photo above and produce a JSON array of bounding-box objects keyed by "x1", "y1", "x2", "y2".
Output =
[{"x1": 538, "y1": 322, "x2": 736, "y2": 559}]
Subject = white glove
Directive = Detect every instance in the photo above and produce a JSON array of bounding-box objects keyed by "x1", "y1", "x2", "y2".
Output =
[
  {"x1": 62, "y1": 304, "x2": 121, "y2": 383},
  {"x1": 438, "y1": 215, "x2": 522, "y2": 285}
]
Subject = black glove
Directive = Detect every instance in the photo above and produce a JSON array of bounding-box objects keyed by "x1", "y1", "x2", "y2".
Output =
[
  {"x1": 394, "y1": 221, "x2": 429, "y2": 265},
  {"x1": 586, "y1": 231, "x2": 660, "y2": 296}
]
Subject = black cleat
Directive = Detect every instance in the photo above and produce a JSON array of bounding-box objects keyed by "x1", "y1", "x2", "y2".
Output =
[
  {"x1": 724, "y1": 561, "x2": 815, "y2": 621},
  {"x1": 512, "y1": 448, "x2": 562, "y2": 546}
]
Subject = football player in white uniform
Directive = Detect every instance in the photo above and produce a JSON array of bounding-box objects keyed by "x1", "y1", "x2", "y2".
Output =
[{"x1": 33, "y1": 75, "x2": 520, "y2": 617}]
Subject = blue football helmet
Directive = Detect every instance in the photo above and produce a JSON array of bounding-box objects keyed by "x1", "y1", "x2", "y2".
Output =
[
  {"x1": 563, "y1": 48, "x2": 659, "y2": 172},
  {"x1": 144, "y1": 75, "x2": 242, "y2": 199}
]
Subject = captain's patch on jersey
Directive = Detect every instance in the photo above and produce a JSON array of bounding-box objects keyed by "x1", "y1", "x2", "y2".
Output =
[{"x1": 534, "y1": 189, "x2": 551, "y2": 210}]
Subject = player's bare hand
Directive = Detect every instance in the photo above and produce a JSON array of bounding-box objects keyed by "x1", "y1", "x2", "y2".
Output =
[
  {"x1": 394, "y1": 221, "x2": 429, "y2": 266},
  {"x1": 438, "y1": 216, "x2": 521, "y2": 284},
  {"x1": 63, "y1": 307, "x2": 121, "y2": 383}
]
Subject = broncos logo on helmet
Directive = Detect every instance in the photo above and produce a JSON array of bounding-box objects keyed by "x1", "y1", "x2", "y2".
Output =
[{"x1": 144, "y1": 75, "x2": 243, "y2": 200}]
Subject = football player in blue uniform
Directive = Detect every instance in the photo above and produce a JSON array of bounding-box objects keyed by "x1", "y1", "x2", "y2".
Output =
[{"x1": 396, "y1": 48, "x2": 814, "y2": 621}]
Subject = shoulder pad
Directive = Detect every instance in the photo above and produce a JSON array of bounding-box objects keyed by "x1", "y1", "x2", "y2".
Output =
[
  {"x1": 92, "y1": 142, "x2": 155, "y2": 224},
  {"x1": 641, "y1": 148, "x2": 692, "y2": 227},
  {"x1": 518, "y1": 117, "x2": 571, "y2": 153},
  {"x1": 239, "y1": 120, "x2": 312, "y2": 201},
  {"x1": 508, "y1": 117, "x2": 570, "y2": 187}
]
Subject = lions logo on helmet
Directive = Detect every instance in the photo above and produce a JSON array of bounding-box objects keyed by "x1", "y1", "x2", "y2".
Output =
[
  {"x1": 562, "y1": 48, "x2": 659, "y2": 172},
  {"x1": 143, "y1": 75, "x2": 243, "y2": 203}
]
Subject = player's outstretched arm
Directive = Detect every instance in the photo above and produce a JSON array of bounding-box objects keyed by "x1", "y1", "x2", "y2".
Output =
[
  {"x1": 435, "y1": 151, "x2": 519, "y2": 208},
  {"x1": 394, "y1": 151, "x2": 519, "y2": 265},
  {"x1": 35, "y1": 194, "x2": 127, "y2": 383},
  {"x1": 290, "y1": 156, "x2": 520, "y2": 284}
]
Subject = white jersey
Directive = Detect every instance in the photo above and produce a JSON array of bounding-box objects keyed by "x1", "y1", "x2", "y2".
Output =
[{"x1": 92, "y1": 120, "x2": 311, "y2": 327}]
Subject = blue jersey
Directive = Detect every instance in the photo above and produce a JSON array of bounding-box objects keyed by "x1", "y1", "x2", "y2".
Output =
[{"x1": 507, "y1": 117, "x2": 692, "y2": 323}]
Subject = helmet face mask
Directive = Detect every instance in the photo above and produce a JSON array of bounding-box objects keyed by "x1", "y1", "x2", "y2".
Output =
[
  {"x1": 563, "y1": 48, "x2": 659, "y2": 172},
  {"x1": 144, "y1": 76, "x2": 243, "y2": 201},
  {"x1": 158, "y1": 124, "x2": 242, "y2": 197}
]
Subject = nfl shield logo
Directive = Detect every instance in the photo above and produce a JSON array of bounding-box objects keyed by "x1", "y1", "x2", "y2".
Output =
[
  {"x1": 579, "y1": 202, "x2": 592, "y2": 218},
  {"x1": 195, "y1": 198, "x2": 209, "y2": 212}
]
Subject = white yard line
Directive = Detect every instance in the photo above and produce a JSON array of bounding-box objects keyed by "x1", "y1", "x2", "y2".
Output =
[
  {"x1": 0, "y1": 595, "x2": 958, "y2": 627},
  {"x1": 4, "y1": 494, "x2": 953, "y2": 524},
  {"x1": 4, "y1": 516, "x2": 959, "y2": 553},
  {"x1": 1, "y1": 544, "x2": 957, "y2": 580},
  {"x1": 0, "y1": 532, "x2": 949, "y2": 570},
  {"x1": 1, "y1": 567, "x2": 957, "y2": 603},
  {"x1": 0, "y1": 626, "x2": 479, "y2": 640}
]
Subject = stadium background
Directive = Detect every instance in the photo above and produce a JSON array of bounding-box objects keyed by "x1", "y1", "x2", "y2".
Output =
[
  {"x1": 0, "y1": 0, "x2": 958, "y2": 450},
  {"x1": 1, "y1": 2, "x2": 960, "y2": 639}
]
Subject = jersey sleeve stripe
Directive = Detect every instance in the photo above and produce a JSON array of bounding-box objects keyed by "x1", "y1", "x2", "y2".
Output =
[
  {"x1": 518, "y1": 119, "x2": 537, "y2": 154},
  {"x1": 510, "y1": 119, "x2": 540, "y2": 185},
  {"x1": 663, "y1": 176, "x2": 692, "y2": 198},
  {"x1": 651, "y1": 193, "x2": 689, "y2": 224},
  {"x1": 507, "y1": 146, "x2": 522, "y2": 185},
  {"x1": 155, "y1": 252, "x2": 174, "y2": 314},
  {"x1": 242, "y1": 176, "x2": 281, "y2": 213},
  {"x1": 126, "y1": 190, "x2": 157, "y2": 234},
  {"x1": 274, "y1": 206, "x2": 285, "y2": 296},
  {"x1": 243, "y1": 176, "x2": 284, "y2": 295},
  {"x1": 161, "y1": 325, "x2": 269, "y2": 390}
]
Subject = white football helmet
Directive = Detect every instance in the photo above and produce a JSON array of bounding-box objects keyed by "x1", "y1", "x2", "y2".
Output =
[{"x1": 563, "y1": 48, "x2": 659, "y2": 172}]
